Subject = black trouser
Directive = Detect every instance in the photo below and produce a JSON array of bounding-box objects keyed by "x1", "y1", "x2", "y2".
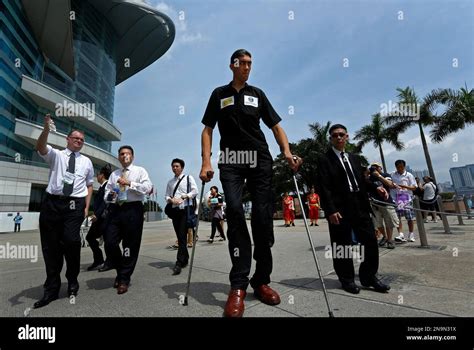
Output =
[
  {"x1": 14, "y1": 223, "x2": 20, "y2": 232},
  {"x1": 39, "y1": 195, "x2": 85, "y2": 296},
  {"x1": 103, "y1": 202, "x2": 144, "y2": 285},
  {"x1": 171, "y1": 208, "x2": 189, "y2": 267},
  {"x1": 220, "y1": 162, "x2": 274, "y2": 290},
  {"x1": 86, "y1": 219, "x2": 106, "y2": 264},
  {"x1": 210, "y1": 217, "x2": 225, "y2": 240},
  {"x1": 328, "y1": 193, "x2": 379, "y2": 285}
]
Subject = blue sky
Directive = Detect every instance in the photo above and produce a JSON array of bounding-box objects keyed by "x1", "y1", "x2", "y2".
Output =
[{"x1": 113, "y1": 0, "x2": 473, "y2": 206}]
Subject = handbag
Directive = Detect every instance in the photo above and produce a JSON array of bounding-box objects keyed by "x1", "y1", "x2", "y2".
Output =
[
  {"x1": 165, "y1": 175, "x2": 185, "y2": 219},
  {"x1": 185, "y1": 175, "x2": 198, "y2": 229}
]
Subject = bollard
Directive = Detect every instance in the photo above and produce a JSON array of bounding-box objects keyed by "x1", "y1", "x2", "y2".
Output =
[
  {"x1": 463, "y1": 195, "x2": 472, "y2": 219},
  {"x1": 413, "y1": 196, "x2": 429, "y2": 247},
  {"x1": 453, "y1": 195, "x2": 464, "y2": 225},
  {"x1": 436, "y1": 195, "x2": 451, "y2": 234}
]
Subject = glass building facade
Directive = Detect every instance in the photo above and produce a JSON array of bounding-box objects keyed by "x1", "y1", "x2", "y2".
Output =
[{"x1": 1, "y1": 0, "x2": 118, "y2": 163}]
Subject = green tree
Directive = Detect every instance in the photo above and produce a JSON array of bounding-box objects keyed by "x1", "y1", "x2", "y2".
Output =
[
  {"x1": 354, "y1": 113, "x2": 404, "y2": 173},
  {"x1": 384, "y1": 87, "x2": 437, "y2": 182},
  {"x1": 424, "y1": 86, "x2": 474, "y2": 142}
]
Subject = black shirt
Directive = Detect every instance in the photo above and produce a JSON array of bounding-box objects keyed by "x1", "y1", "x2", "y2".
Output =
[
  {"x1": 201, "y1": 82, "x2": 282, "y2": 162},
  {"x1": 368, "y1": 172, "x2": 395, "y2": 205}
]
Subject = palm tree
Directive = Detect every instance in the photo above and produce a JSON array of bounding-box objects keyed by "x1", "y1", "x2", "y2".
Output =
[
  {"x1": 384, "y1": 87, "x2": 437, "y2": 182},
  {"x1": 354, "y1": 113, "x2": 404, "y2": 173},
  {"x1": 424, "y1": 86, "x2": 474, "y2": 142}
]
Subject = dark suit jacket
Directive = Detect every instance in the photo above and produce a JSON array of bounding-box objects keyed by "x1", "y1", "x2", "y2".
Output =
[
  {"x1": 316, "y1": 148, "x2": 371, "y2": 217},
  {"x1": 92, "y1": 182, "x2": 107, "y2": 218}
]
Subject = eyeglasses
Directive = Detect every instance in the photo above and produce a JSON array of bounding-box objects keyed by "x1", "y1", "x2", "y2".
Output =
[
  {"x1": 331, "y1": 132, "x2": 346, "y2": 138},
  {"x1": 70, "y1": 137, "x2": 84, "y2": 142}
]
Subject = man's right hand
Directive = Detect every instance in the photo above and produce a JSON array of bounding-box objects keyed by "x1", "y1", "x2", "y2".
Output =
[
  {"x1": 44, "y1": 114, "x2": 52, "y2": 132},
  {"x1": 329, "y1": 212, "x2": 343, "y2": 225},
  {"x1": 200, "y1": 166, "x2": 214, "y2": 182}
]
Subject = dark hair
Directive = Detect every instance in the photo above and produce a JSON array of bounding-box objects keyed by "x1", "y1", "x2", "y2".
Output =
[
  {"x1": 118, "y1": 145, "x2": 134, "y2": 156},
  {"x1": 395, "y1": 159, "x2": 406, "y2": 167},
  {"x1": 329, "y1": 124, "x2": 348, "y2": 134},
  {"x1": 67, "y1": 129, "x2": 84, "y2": 137},
  {"x1": 171, "y1": 158, "x2": 185, "y2": 168},
  {"x1": 99, "y1": 164, "x2": 112, "y2": 179},
  {"x1": 230, "y1": 49, "x2": 252, "y2": 65},
  {"x1": 210, "y1": 186, "x2": 219, "y2": 192}
]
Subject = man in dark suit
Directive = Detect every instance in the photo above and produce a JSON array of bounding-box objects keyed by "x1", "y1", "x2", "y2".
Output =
[
  {"x1": 86, "y1": 164, "x2": 112, "y2": 271},
  {"x1": 316, "y1": 124, "x2": 390, "y2": 294}
]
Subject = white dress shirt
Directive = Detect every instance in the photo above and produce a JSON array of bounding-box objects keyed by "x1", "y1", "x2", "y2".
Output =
[
  {"x1": 38, "y1": 145, "x2": 94, "y2": 197},
  {"x1": 332, "y1": 146, "x2": 359, "y2": 192},
  {"x1": 165, "y1": 174, "x2": 198, "y2": 209},
  {"x1": 104, "y1": 163, "x2": 152, "y2": 203},
  {"x1": 390, "y1": 170, "x2": 417, "y2": 199}
]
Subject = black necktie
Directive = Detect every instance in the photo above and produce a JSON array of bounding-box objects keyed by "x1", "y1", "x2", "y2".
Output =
[
  {"x1": 340, "y1": 152, "x2": 359, "y2": 192},
  {"x1": 63, "y1": 152, "x2": 75, "y2": 196}
]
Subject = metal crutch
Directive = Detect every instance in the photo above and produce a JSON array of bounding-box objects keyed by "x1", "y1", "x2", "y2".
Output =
[
  {"x1": 183, "y1": 173, "x2": 211, "y2": 306},
  {"x1": 292, "y1": 156, "x2": 335, "y2": 317}
]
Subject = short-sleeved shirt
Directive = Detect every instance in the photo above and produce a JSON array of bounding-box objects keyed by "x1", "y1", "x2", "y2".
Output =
[
  {"x1": 390, "y1": 170, "x2": 417, "y2": 199},
  {"x1": 38, "y1": 145, "x2": 94, "y2": 198},
  {"x1": 201, "y1": 82, "x2": 282, "y2": 164}
]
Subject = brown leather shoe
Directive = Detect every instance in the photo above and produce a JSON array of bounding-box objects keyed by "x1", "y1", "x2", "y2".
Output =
[
  {"x1": 254, "y1": 285, "x2": 281, "y2": 305},
  {"x1": 117, "y1": 283, "x2": 128, "y2": 294},
  {"x1": 223, "y1": 289, "x2": 246, "y2": 318}
]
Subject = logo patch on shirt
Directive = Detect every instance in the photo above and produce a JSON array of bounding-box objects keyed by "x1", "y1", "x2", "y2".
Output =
[
  {"x1": 244, "y1": 95, "x2": 258, "y2": 107},
  {"x1": 220, "y1": 96, "x2": 235, "y2": 109}
]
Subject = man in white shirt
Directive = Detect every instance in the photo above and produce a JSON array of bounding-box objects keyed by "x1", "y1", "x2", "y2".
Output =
[
  {"x1": 165, "y1": 158, "x2": 198, "y2": 275},
  {"x1": 103, "y1": 145, "x2": 152, "y2": 294},
  {"x1": 390, "y1": 160, "x2": 417, "y2": 242},
  {"x1": 34, "y1": 114, "x2": 94, "y2": 309}
]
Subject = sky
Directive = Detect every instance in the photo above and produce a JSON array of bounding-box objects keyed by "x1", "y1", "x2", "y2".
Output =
[{"x1": 112, "y1": 0, "x2": 474, "y2": 206}]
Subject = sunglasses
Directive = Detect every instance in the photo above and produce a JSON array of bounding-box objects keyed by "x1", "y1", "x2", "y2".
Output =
[{"x1": 331, "y1": 132, "x2": 346, "y2": 138}]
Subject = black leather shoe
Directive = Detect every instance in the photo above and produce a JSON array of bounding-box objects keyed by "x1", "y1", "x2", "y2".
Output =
[
  {"x1": 67, "y1": 282, "x2": 79, "y2": 297},
  {"x1": 33, "y1": 294, "x2": 58, "y2": 309},
  {"x1": 87, "y1": 261, "x2": 104, "y2": 271},
  {"x1": 361, "y1": 278, "x2": 390, "y2": 293},
  {"x1": 98, "y1": 263, "x2": 113, "y2": 272},
  {"x1": 172, "y1": 264, "x2": 182, "y2": 275},
  {"x1": 341, "y1": 281, "x2": 360, "y2": 294}
]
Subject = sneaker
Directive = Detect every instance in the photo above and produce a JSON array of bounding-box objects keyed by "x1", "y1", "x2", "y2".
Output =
[
  {"x1": 207, "y1": 239, "x2": 214, "y2": 243},
  {"x1": 394, "y1": 233, "x2": 407, "y2": 242},
  {"x1": 408, "y1": 232, "x2": 415, "y2": 242},
  {"x1": 386, "y1": 241, "x2": 395, "y2": 249},
  {"x1": 378, "y1": 237, "x2": 388, "y2": 246},
  {"x1": 424, "y1": 219, "x2": 429, "y2": 223},
  {"x1": 432, "y1": 220, "x2": 438, "y2": 223}
]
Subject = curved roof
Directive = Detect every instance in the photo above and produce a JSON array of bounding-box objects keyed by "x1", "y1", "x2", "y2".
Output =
[{"x1": 21, "y1": 0, "x2": 175, "y2": 85}]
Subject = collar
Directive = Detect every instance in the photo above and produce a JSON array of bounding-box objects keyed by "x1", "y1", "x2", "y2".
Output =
[
  {"x1": 332, "y1": 146, "x2": 346, "y2": 157},
  {"x1": 66, "y1": 148, "x2": 78, "y2": 157},
  {"x1": 122, "y1": 163, "x2": 134, "y2": 172},
  {"x1": 228, "y1": 81, "x2": 248, "y2": 92}
]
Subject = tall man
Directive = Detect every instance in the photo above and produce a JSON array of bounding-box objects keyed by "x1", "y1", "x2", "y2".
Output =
[
  {"x1": 86, "y1": 164, "x2": 112, "y2": 271},
  {"x1": 165, "y1": 158, "x2": 198, "y2": 275},
  {"x1": 316, "y1": 124, "x2": 390, "y2": 294},
  {"x1": 103, "y1": 146, "x2": 152, "y2": 294},
  {"x1": 35, "y1": 114, "x2": 94, "y2": 308},
  {"x1": 200, "y1": 49, "x2": 300, "y2": 317}
]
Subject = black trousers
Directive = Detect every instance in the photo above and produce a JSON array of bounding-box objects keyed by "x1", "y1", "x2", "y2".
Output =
[
  {"x1": 210, "y1": 217, "x2": 225, "y2": 240},
  {"x1": 14, "y1": 223, "x2": 21, "y2": 232},
  {"x1": 39, "y1": 195, "x2": 85, "y2": 296},
  {"x1": 327, "y1": 193, "x2": 379, "y2": 285},
  {"x1": 86, "y1": 219, "x2": 106, "y2": 264},
  {"x1": 103, "y1": 202, "x2": 144, "y2": 285},
  {"x1": 220, "y1": 162, "x2": 274, "y2": 290},
  {"x1": 171, "y1": 209, "x2": 189, "y2": 267}
]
